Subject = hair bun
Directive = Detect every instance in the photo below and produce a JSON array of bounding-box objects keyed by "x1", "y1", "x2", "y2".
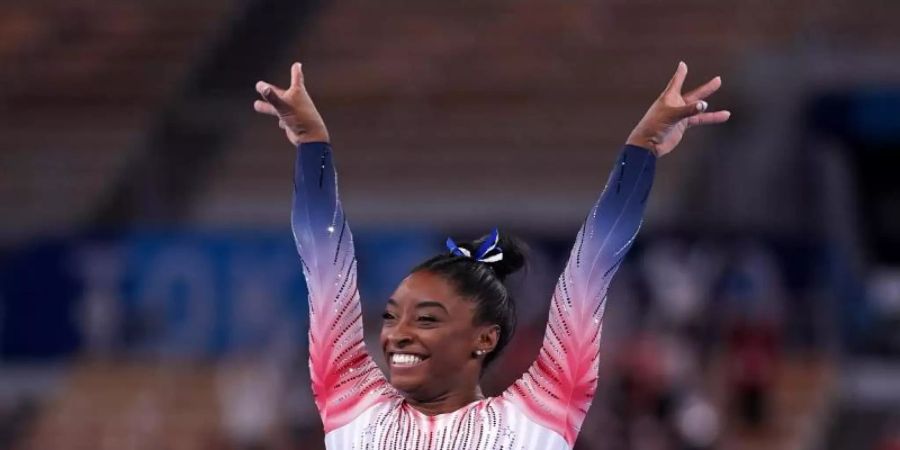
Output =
[{"x1": 464, "y1": 232, "x2": 527, "y2": 281}]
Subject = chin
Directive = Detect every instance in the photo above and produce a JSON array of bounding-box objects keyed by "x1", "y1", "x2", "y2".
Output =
[
  {"x1": 385, "y1": 352, "x2": 435, "y2": 394},
  {"x1": 388, "y1": 368, "x2": 431, "y2": 395},
  {"x1": 389, "y1": 376, "x2": 423, "y2": 395}
]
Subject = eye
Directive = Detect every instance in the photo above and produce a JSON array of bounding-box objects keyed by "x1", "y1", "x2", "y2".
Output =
[
  {"x1": 417, "y1": 315, "x2": 438, "y2": 323},
  {"x1": 381, "y1": 312, "x2": 395, "y2": 320}
]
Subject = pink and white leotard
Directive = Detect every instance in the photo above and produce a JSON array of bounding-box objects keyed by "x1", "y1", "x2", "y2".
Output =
[{"x1": 291, "y1": 142, "x2": 656, "y2": 449}]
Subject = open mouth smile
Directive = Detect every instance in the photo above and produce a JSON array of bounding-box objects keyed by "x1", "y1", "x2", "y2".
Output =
[{"x1": 389, "y1": 352, "x2": 429, "y2": 368}]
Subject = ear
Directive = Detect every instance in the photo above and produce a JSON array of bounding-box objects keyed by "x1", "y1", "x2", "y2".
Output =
[{"x1": 474, "y1": 324, "x2": 501, "y2": 355}]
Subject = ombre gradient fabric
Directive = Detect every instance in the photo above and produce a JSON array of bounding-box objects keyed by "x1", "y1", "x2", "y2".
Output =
[{"x1": 292, "y1": 142, "x2": 656, "y2": 449}]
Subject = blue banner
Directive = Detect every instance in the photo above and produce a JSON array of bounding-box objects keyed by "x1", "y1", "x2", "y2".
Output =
[{"x1": 0, "y1": 229, "x2": 438, "y2": 359}]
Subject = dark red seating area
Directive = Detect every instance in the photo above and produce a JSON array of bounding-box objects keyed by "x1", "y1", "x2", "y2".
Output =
[
  {"x1": 0, "y1": 2, "x2": 229, "y2": 115},
  {"x1": 198, "y1": 0, "x2": 900, "y2": 229},
  {"x1": 0, "y1": 0, "x2": 236, "y2": 241}
]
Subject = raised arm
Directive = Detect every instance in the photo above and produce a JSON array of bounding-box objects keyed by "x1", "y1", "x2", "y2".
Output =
[
  {"x1": 502, "y1": 62, "x2": 730, "y2": 446},
  {"x1": 254, "y1": 64, "x2": 390, "y2": 432}
]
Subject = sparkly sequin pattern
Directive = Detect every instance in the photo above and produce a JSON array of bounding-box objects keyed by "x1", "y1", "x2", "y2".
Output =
[{"x1": 292, "y1": 143, "x2": 655, "y2": 449}]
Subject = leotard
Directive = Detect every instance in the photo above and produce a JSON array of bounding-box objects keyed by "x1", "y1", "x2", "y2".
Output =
[{"x1": 291, "y1": 142, "x2": 655, "y2": 449}]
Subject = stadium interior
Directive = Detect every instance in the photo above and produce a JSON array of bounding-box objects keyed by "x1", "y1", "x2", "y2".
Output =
[{"x1": 2, "y1": 0, "x2": 900, "y2": 449}]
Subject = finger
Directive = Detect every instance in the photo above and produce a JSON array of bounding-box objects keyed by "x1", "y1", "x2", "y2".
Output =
[
  {"x1": 671, "y1": 100, "x2": 709, "y2": 121},
  {"x1": 684, "y1": 76, "x2": 722, "y2": 103},
  {"x1": 663, "y1": 61, "x2": 688, "y2": 96},
  {"x1": 253, "y1": 100, "x2": 279, "y2": 117},
  {"x1": 255, "y1": 81, "x2": 286, "y2": 98},
  {"x1": 258, "y1": 83, "x2": 293, "y2": 115},
  {"x1": 686, "y1": 110, "x2": 731, "y2": 128},
  {"x1": 290, "y1": 62, "x2": 304, "y2": 89}
]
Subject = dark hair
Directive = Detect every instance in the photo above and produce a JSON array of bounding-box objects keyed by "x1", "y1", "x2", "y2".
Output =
[{"x1": 411, "y1": 232, "x2": 527, "y2": 369}]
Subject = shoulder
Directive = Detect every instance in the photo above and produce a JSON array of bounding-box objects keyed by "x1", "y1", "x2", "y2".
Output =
[{"x1": 320, "y1": 384, "x2": 400, "y2": 434}]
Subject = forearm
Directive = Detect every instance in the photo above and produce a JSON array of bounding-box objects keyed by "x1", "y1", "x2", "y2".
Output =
[
  {"x1": 291, "y1": 142, "x2": 346, "y2": 276},
  {"x1": 574, "y1": 144, "x2": 656, "y2": 285}
]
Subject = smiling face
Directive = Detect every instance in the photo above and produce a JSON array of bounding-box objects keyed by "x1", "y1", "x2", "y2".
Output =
[{"x1": 380, "y1": 270, "x2": 498, "y2": 401}]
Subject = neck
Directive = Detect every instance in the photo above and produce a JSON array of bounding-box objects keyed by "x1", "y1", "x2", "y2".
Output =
[{"x1": 404, "y1": 385, "x2": 485, "y2": 416}]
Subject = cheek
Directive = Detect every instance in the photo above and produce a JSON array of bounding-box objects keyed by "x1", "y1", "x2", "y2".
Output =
[
  {"x1": 424, "y1": 327, "x2": 475, "y2": 364},
  {"x1": 379, "y1": 324, "x2": 400, "y2": 353}
]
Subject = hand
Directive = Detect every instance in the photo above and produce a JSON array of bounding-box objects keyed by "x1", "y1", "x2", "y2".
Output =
[
  {"x1": 253, "y1": 62, "x2": 330, "y2": 145},
  {"x1": 626, "y1": 62, "x2": 730, "y2": 157}
]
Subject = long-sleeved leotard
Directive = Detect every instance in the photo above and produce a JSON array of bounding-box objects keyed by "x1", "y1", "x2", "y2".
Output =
[
  {"x1": 501, "y1": 144, "x2": 655, "y2": 445},
  {"x1": 292, "y1": 142, "x2": 392, "y2": 430},
  {"x1": 293, "y1": 142, "x2": 655, "y2": 449}
]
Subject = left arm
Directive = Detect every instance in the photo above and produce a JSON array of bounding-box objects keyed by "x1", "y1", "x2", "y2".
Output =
[
  {"x1": 502, "y1": 62, "x2": 730, "y2": 446},
  {"x1": 502, "y1": 144, "x2": 654, "y2": 446}
]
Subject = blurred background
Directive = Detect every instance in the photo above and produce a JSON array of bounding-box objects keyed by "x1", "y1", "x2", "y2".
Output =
[{"x1": 1, "y1": 0, "x2": 899, "y2": 449}]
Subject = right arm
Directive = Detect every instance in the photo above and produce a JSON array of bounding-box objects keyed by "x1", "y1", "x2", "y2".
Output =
[{"x1": 255, "y1": 64, "x2": 392, "y2": 432}]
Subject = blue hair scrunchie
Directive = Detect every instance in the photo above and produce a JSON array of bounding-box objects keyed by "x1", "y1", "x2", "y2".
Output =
[{"x1": 445, "y1": 228, "x2": 503, "y2": 263}]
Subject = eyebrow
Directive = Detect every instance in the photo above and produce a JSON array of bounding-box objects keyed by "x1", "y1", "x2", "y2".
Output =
[
  {"x1": 416, "y1": 301, "x2": 449, "y2": 313},
  {"x1": 387, "y1": 299, "x2": 449, "y2": 313}
]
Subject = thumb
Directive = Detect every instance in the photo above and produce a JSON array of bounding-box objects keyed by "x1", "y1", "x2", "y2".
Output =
[
  {"x1": 290, "y1": 62, "x2": 304, "y2": 89},
  {"x1": 672, "y1": 100, "x2": 708, "y2": 121}
]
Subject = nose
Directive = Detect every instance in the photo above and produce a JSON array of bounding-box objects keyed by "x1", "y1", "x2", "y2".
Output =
[{"x1": 386, "y1": 319, "x2": 415, "y2": 348}]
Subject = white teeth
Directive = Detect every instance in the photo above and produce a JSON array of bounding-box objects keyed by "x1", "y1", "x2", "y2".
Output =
[{"x1": 391, "y1": 353, "x2": 424, "y2": 366}]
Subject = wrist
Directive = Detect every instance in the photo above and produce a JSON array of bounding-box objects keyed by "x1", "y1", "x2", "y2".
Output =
[
  {"x1": 298, "y1": 127, "x2": 330, "y2": 144},
  {"x1": 625, "y1": 134, "x2": 659, "y2": 157}
]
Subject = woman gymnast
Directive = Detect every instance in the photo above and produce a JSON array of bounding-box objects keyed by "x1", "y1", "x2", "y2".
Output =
[{"x1": 252, "y1": 61, "x2": 730, "y2": 449}]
